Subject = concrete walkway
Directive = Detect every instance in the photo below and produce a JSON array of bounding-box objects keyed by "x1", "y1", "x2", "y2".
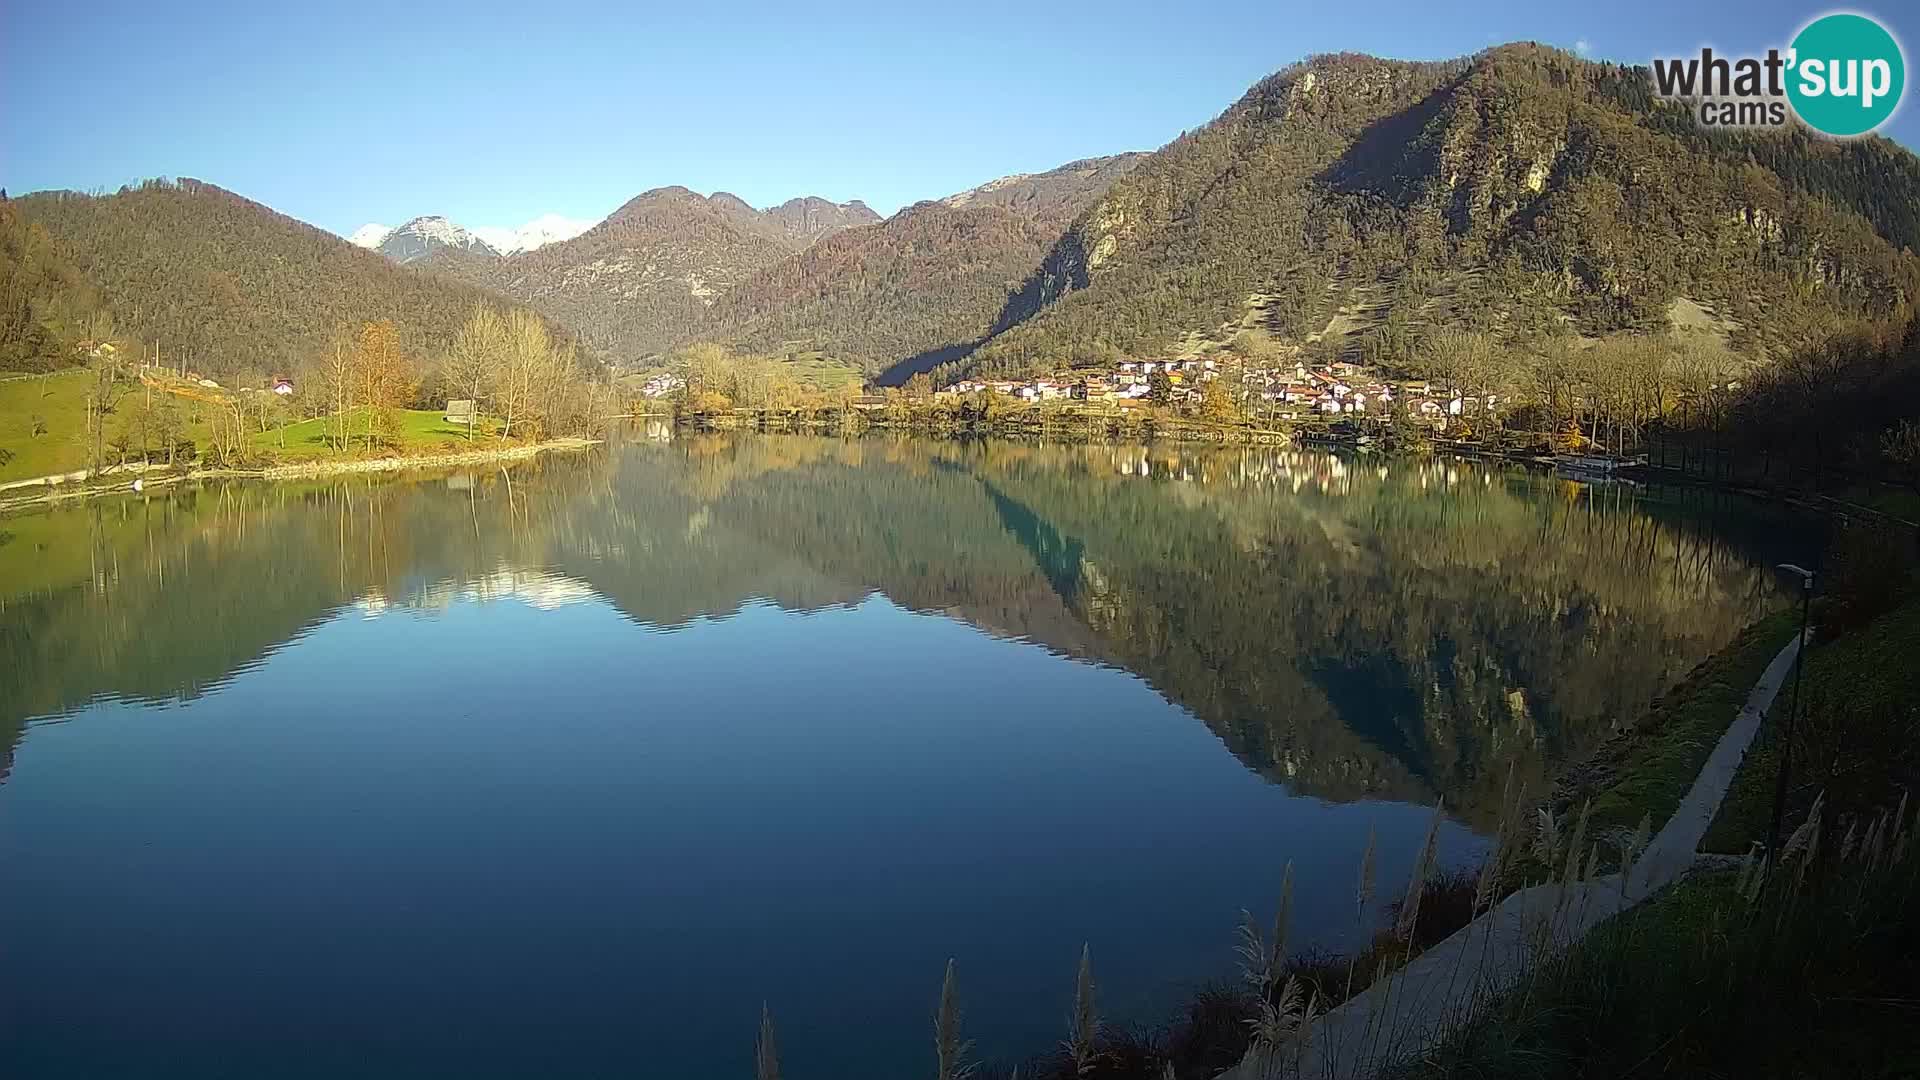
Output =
[{"x1": 1222, "y1": 633, "x2": 1804, "y2": 1080}]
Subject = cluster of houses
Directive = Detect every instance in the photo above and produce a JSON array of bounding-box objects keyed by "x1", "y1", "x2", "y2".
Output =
[
  {"x1": 637, "y1": 373, "x2": 686, "y2": 398},
  {"x1": 941, "y1": 358, "x2": 1226, "y2": 403},
  {"x1": 938, "y1": 358, "x2": 1499, "y2": 424}
]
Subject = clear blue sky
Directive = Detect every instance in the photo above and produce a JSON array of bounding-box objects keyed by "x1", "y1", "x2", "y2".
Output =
[{"x1": 4, "y1": 0, "x2": 1915, "y2": 236}]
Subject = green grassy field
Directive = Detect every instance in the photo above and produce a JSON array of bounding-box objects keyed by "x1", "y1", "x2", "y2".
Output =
[
  {"x1": 254, "y1": 407, "x2": 505, "y2": 461},
  {"x1": 0, "y1": 370, "x2": 95, "y2": 483},
  {"x1": 1, "y1": 370, "x2": 234, "y2": 483},
  {"x1": 1704, "y1": 591, "x2": 1920, "y2": 853},
  {"x1": 2, "y1": 371, "x2": 515, "y2": 481}
]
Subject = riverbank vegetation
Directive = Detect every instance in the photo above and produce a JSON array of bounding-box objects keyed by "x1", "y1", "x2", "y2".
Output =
[
  {"x1": 1395, "y1": 828, "x2": 1920, "y2": 1080},
  {"x1": 0, "y1": 301, "x2": 615, "y2": 487},
  {"x1": 1706, "y1": 538, "x2": 1920, "y2": 857},
  {"x1": 1544, "y1": 611, "x2": 1798, "y2": 849},
  {"x1": 644, "y1": 342, "x2": 1291, "y2": 444},
  {"x1": 1650, "y1": 320, "x2": 1920, "y2": 522}
]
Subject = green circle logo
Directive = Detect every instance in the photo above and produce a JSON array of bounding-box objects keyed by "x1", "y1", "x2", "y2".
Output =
[{"x1": 1787, "y1": 13, "x2": 1905, "y2": 136}]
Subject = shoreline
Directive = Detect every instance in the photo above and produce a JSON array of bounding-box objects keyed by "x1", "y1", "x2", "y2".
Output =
[
  {"x1": 662, "y1": 408, "x2": 1297, "y2": 444},
  {"x1": 0, "y1": 437, "x2": 599, "y2": 514}
]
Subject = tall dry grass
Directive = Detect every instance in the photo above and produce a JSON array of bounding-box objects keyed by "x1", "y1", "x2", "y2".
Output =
[{"x1": 1395, "y1": 790, "x2": 1920, "y2": 1079}]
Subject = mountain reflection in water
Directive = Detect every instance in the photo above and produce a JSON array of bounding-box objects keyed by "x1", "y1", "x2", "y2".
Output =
[
  {"x1": 0, "y1": 433, "x2": 1812, "y2": 1078},
  {"x1": 1, "y1": 433, "x2": 1799, "y2": 816}
]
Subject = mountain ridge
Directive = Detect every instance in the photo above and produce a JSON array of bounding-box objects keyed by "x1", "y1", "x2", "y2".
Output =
[{"x1": 687, "y1": 156, "x2": 1148, "y2": 378}]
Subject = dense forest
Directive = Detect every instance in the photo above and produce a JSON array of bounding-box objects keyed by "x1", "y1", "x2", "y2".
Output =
[
  {"x1": 6, "y1": 180, "x2": 557, "y2": 380},
  {"x1": 0, "y1": 200, "x2": 108, "y2": 373}
]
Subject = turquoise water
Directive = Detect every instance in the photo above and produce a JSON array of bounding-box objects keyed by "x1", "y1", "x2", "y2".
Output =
[{"x1": 0, "y1": 435, "x2": 1811, "y2": 1078}]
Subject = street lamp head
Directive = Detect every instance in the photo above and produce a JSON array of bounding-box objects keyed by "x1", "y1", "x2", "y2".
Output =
[{"x1": 1776, "y1": 563, "x2": 1815, "y2": 587}]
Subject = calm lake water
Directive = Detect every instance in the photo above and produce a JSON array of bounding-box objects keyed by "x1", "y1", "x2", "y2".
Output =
[{"x1": 0, "y1": 433, "x2": 1816, "y2": 1078}]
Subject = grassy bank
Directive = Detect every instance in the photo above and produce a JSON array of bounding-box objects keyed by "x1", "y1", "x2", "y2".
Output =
[
  {"x1": 0, "y1": 370, "x2": 103, "y2": 481},
  {"x1": 0, "y1": 430, "x2": 594, "y2": 515},
  {"x1": 1, "y1": 366, "x2": 525, "y2": 488},
  {"x1": 1395, "y1": 851, "x2": 1920, "y2": 1079},
  {"x1": 1385, "y1": 574, "x2": 1920, "y2": 1078},
  {"x1": 1706, "y1": 592, "x2": 1920, "y2": 854}
]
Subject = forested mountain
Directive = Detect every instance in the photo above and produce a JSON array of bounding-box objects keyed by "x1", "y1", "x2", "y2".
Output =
[
  {"x1": 419, "y1": 187, "x2": 873, "y2": 361},
  {"x1": 15, "y1": 46, "x2": 1919, "y2": 388},
  {"x1": 689, "y1": 157, "x2": 1145, "y2": 380},
  {"x1": 7, "y1": 180, "x2": 553, "y2": 378},
  {"x1": 696, "y1": 202, "x2": 1057, "y2": 378},
  {"x1": 409, "y1": 163, "x2": 1142, "y2": 375},
  {"x1": 963, "y1": 45, "x2": 1920, "y2": 378}
]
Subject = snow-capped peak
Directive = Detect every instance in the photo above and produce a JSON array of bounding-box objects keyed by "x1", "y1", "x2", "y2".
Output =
[
  {"x1": 347, "y1": 213, "x2": 595, "y2": 258},
  {"x1": 348, "y1": 223, "x2": 394, "y2": 249},
  {"x1": 470, "y1": 214, "x2": 595, "y2": 255},
  {"x1": 394, "y1": 215, "x2": 479, "y2": 248}
]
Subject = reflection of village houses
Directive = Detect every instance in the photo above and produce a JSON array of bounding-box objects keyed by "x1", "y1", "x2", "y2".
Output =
[
  {"x1": 1089, "y1": 443, "x2": 1500, "y2": 500},
  {"x1": 935, "y1": 358, "x2": 1500, "y2": 428}
]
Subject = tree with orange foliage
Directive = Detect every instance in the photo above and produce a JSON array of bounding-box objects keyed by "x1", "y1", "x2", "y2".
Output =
[{"x1": 351, "y1": 320, "x2": 414, "y2": 450}]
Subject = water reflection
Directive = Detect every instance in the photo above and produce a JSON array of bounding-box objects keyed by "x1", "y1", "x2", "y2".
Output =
[{"x1": 2, "y1": 433, "x2": 1804, "y2": 820}]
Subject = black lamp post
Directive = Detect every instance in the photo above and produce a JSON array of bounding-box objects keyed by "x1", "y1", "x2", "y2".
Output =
[{"x1": 1767, "y1": 563, "x2": 1815, "y2": 858}]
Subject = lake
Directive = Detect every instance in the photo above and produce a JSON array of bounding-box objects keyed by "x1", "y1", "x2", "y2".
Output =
[{"x1": 0, "y1": 433, "x2": 1815, "y2": 1078}]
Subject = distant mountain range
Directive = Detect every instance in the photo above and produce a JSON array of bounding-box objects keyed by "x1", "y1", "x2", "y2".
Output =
[
  {"x1": 346, "y1": 196, "x2": 879, "y2": 266},
  {"x1": 348, "y1": 158, "x2": 1140, "y2": 372},
  {"x1": 9, "y1": 44, "x2": 1920, "y2": 388},
  {"x1": 348, "y1": 214, "x2": 595, "y2": 262},
  {"x1": 399, "y1": 188, "x2": 877, "y2": 359}
]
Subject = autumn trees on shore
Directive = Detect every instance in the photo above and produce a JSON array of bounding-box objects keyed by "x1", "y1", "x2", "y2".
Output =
[
  {"x1": 299, "y1": 305, "x2": 609, "y2": 449},
  {"x1": 441, "y1": 305, "x2": 595, "y2": 440}
]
